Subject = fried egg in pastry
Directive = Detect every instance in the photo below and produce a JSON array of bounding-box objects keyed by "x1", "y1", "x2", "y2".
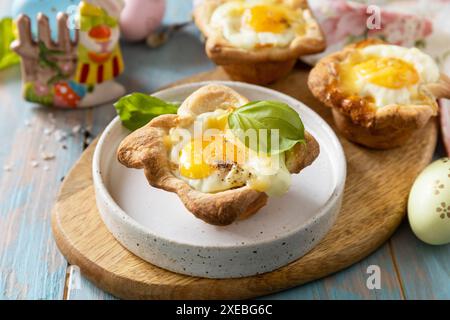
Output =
[
  {"x1": 308, "y1": 39, "x2": 450, "y2": 149},
  {"x1": 117, "y1": 84, "x2": 320, "y2": 225},
  {"x1": 194, "y1": 0, "x2": 326, "y2": 84},
  {"x1": 168, "y1": 108, "x2": 291, "y2": 196}
]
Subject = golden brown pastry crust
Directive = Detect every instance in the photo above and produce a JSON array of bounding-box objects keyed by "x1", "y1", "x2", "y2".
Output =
[
  {"x1": 194, "y1": 0, "x2": 326, "y2": 84},
  {"x1": 221, "y1": 59, "x2": 297, "y2": 85},
  {"x1": 308, "y1": 39, "x2": 449, "y2": 149},
  {"x1": 117, "y1": 84, "x2": 320, "y2": 226}
]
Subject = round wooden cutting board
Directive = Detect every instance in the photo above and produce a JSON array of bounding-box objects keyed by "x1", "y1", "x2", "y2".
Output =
[{"x1": 52, "y1": 66, "x2": 437, "y2": 299}]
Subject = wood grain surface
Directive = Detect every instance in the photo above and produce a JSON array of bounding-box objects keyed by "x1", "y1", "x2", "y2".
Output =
[{"x1": 51, "y1": 66, "x2": 437, "y2": 300}]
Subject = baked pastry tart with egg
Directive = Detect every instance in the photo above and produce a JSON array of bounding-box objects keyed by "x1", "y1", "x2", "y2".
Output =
[
  {"x1": 194, "y1": 0, "x2": 326, "y2": 84},
  {"x1": 308, "y1": 39, "x2": 450, "y2": 149},
  {"x1": 117, "y1": 84, "x2": 319, "y2": 226}
]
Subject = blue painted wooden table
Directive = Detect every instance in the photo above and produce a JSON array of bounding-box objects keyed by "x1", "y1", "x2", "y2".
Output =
[{"x1": 0, "y1": 1, "x2": 449, "y2": 300}]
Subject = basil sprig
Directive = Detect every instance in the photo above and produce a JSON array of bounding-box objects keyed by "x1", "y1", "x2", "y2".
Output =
[
  {"x1": 114, "y1": 93, "x2": 179, "y2": 131},
  {"x1": 228, "y1": 101, "x2": 305, "y2": 154}
]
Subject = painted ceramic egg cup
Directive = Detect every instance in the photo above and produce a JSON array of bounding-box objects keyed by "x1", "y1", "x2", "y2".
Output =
[{"x1": 11, "y1": 0, "x2": 125, "y2": 108}]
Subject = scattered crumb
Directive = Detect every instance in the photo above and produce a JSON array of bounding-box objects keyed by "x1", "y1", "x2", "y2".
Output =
[
  {"x1": 24, "y1": 120, "x2": 32, "y2": 127},
  {"x1": 82, "y1": 128, "x2": 93, "y2": 148},
  {"x1": 72, "y1": 125, "x2": 81, "y2": 134},
  {"x1": 48, "y1": 113, "x2": 56, "y2": 124},
  {"x1": 3, "y1": 164, "x2": 12, "y2": 172},
  {"x1": 44, "y1": 127, "x2": 54, "y2": 136},
  {"x1": 62, "y1": 144, "x2": 67, "y2": 150},
  {"x1": 41, "y1": 152, "x2": 56, "y2": 161},
  {"x1": 54, "y1": 129, "x2": 67, "y2": 142},
  {"x1": 43, "y1": 166, "x2": 49, "y2": 171},
  {"x1": 31, "y1": 160, "x2": 39, "y2": 168},
  {"x1": 85, "y1": 137, "x2": 93, "y2": 145}
]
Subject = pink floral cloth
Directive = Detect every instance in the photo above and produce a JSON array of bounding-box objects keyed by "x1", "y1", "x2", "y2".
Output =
[
  {"x1": 304, "y1": 0, "x2": 450, "y2": 153},
  {"x1": 304, "y1": 0, "x2": 450, "y2": 71}
]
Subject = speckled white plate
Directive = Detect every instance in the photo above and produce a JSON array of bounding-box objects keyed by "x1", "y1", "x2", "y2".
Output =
[{"x1": 93, "y1": 81, "x2": 346, "y2": 279}]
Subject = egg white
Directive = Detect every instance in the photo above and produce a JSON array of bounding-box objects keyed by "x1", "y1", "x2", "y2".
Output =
[
  {"x1": 210, "y1": 0, "x2": 301, "y2": 49},
  {"x1": 355, "y1": 45, "x2": 440, "y2": 108},
  {"x1": 245, "y1": 151, "x2": 291, "y2": 196}
]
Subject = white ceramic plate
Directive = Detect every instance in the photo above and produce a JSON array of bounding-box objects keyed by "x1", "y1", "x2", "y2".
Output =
[{"x1": 93, "y1": 81, "x2": 346, "y2": 279}]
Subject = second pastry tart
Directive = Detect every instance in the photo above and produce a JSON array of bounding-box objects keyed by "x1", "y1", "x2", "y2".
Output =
[{"x1": 194, "y1": 0, "x2": 326, "y2": 84}]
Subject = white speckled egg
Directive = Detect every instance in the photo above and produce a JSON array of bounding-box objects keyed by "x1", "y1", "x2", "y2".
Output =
[{"x1": 408, "y1": 158, "x2": 450, "y2": 245}]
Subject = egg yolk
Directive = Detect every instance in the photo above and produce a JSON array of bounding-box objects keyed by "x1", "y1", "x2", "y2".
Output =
[
  {"x1": 179, "y1": 140, "x2": 212, "y2": 179},
  {"x1": 243, "y1": 5, "x2": 289, "y2": 33},
  {"x1": 204, "y1": 112, "x2": 229, "y2": 131},
  {"x1": 340, "y1": 56, "x2": 419, "y2": 91},
  {"x1": 356, "y1": 57, "x2": 419, "y2": 89},
  {"x1": 179, "y1": 138, "x2": 243, "y2": 179}
]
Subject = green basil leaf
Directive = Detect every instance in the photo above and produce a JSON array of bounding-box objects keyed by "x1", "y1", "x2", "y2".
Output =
[
  {"x1": 228, "y1": 100, "x2": 305, "y2": 154},
  {"x1": 114, "y1": 93, "x2": 179, "y2": 131}
]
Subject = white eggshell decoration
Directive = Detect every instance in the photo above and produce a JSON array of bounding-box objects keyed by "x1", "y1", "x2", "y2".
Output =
[{"x1": 408, "y1": 158, "x2": 450, "y2": 245}]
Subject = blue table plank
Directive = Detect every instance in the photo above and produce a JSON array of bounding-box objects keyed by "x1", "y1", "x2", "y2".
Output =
[
  {"x1": 390, "y1": 222, "x2": 450, "y2": 299},
  {"x1": 65, "y1": 266, "x2": 115, "y2": 300},
  {"x1": 264, "y1": 242, "x2": 403, "y2": 300}
]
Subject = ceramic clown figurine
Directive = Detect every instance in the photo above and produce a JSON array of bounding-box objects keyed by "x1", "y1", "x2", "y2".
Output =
[{"x1": 12, "y1": 0, "x2": 125, "y2": 108}]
